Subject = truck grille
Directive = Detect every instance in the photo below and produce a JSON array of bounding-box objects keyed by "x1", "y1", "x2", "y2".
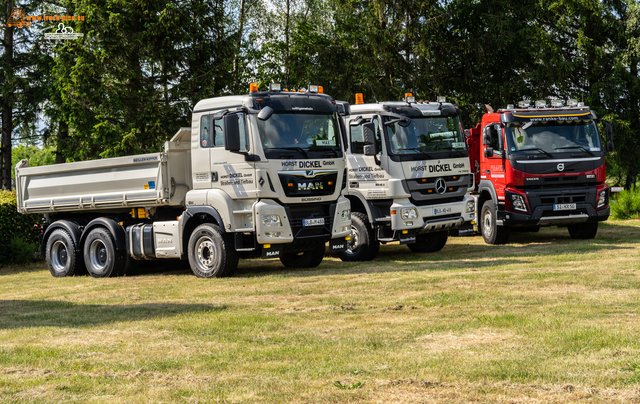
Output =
[
  {"x1": 279, "y1": 171, "x2": 338, "y2": 198},
  {"x1": 285, "y1": 202, "x2": 335, "y2": 239},
  {"x1": 405, "y1": 175, "x2": 469, "y2": 206}
]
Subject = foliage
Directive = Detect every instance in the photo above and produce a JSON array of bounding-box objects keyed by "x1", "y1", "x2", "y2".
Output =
[
  {"x1": 611, "y1": 189, "x2": 640, "y2": 220},
  {"x1": 0, "y1": 191, "x2": 40, "y2": 266},
  {"x1": 11, "y1": 144, "x2": 56, "y2": 178}
]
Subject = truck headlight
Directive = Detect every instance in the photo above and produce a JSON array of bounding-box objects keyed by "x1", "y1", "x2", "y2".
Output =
[
  {"x1": 465, "y1": 200, "x2": 475, "y2": 213},
  {"x1": 511, "y1": 194, "x2": 527, "y2": 212},
  {"x1": 265, "y1": 231, "x2": 282, "y2": 237},
  {"x1": 261, "y1": 214, "x2": 282, "y2": 227},
  {"x1": 340, "y1": 209, "x2": 350, "y2": 220},
  {"x1": 401, "y1": 207, "x2": 418, "y2": 220},
  {"x1": 597, "y1": 190, "x2": 607, "y2": 208}
]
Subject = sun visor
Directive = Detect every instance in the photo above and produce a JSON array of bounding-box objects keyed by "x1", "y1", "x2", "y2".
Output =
[{"x1": 252, "y1": 94, "x2": 335, "y2": 114}]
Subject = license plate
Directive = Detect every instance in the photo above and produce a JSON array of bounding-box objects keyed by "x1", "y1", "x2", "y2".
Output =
[
  {"x1": 434, "y1": 207, "x2": 452, "y2": 215},
  {"x1": 303, "y1": 218, "x2": 325, "y2": 226},
  {"x1": 553, "y1": 203, "x2": 576, "y2": 211}
]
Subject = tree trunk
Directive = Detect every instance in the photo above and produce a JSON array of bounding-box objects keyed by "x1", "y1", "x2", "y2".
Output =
[
  {"x1": 55, "y1": 120, "x2": 68, "y2": 164},
  {"x1": 1, "y1": 0, "x2": 15, "y2": 190},
  {"x1": 285, "y1": 0, "x2": 290, "y2": 87},
  {"x1": 233, "y1": 0, "x2": 246, "y2": 92}
]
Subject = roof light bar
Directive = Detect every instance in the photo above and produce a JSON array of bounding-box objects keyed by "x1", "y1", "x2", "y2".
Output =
[
  {"x1": 355, "y1": 93, "x2": 364, "y2": 105},
  {"x1": 535, "y1": 100, "x2": 547, "y2": 108},
  {"x1": 269, "y1": 83, "x2": 281, "y2": 92},
  {"x1": 551, "y1": 99, "x2": 564, "y2": 107},
  {"x1": 309, "y1": 85, "x2": 319, "y2": 93},
  {"x1": 577, "y1": 102, "x2": 585, "y2": 107},
  {"x1": 507, "y1": 104, "x2": 514, "y2": 109},
  {"x1": 249, "y1": 83, "x2": 259, "y2": 93},
  {"x1": 437, "y1": 96, "x2": 446, "y2": 103},
  {"x1": 405, "y1": 96, "x2": 415, "y2": 103},
  {"x1": 567, "y1": 99, "x2": 578, "y2": 107},
  {"x1": 518, "y1": 101, "x2": 530, "y2": 108}
]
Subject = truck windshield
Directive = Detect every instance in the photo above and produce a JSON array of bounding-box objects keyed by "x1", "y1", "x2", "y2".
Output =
[
  {"x1": 505, "y1": 120, "x2": 601, "y2": 154},
  {"x1": 385, "y1": 116, "x2": 465, "y2": 154},
  {"x1": 257, "y1": 113, "x2": 342, "y2": 159}
]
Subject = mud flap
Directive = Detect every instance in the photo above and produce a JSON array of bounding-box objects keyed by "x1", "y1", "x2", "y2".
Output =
[
  {"x1": 261, "y1": 244, "x2": 283, "y2": 259},
  {"x1": 329, "y1": 237, "x2": 348, "y2": 252},
  {"x1": 398, "y1": 229, "x2": 416, "y2": 245}
]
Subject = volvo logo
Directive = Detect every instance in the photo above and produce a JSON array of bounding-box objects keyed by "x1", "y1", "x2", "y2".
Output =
[
  {"x1": 557, "y1": 163, "x2": 565, "y2": 172},
  {"x1": 435, "y1": 178, "x2": 447, "y2": 194}
]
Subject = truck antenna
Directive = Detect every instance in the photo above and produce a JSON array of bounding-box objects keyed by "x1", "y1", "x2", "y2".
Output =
[{"x1": 365, "y1": 79, "x2": 378, "y2": 103}]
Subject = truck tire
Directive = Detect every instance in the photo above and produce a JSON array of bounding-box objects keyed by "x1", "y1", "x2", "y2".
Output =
[
  {"x1": 45, "y1": 229, "x2": 81, "y2": 277},
  {"x1": 188, "y1": 223, "x2": 238, "y2": 278},
  {"x1": 336, "y1": 212, "x2": 379, "y2": 261},
  {"x1": 481, "y1": 200, "x2": 510, "y2": 244},
  {"x1": 280, "y1": 242, "x2": 325, "y2": 268},
  {"x1": 407, "y1": 231, "x2": 448, "y2": 253},
  {"x1": 83, "y1": 227, "x2": 126, "y2": 278},
  {"x1": 568, "y1": 222, "x2": 598, "y2": 239}
]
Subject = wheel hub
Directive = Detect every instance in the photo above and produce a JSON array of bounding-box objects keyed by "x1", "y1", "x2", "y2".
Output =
[
  {"x1": 196, "y1": 237, "x2": 217, "y2": 272},
  {"x1": 483, "y1": 210, "x2": 493, "y2": 237},
  {"x1": 50, "y1": 240, "x2": 68, "y2": 273},
  {"x1": 89, "y1": 240, "x2": 108, "y2": 271},
  {"x1": 346, "y1": 225, "x2": 361, "y2": 254}
]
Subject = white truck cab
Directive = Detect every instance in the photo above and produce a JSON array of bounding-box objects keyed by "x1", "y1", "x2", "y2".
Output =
[{"x1": 336, "y1": 94, "x2": 475, "y2": 260}]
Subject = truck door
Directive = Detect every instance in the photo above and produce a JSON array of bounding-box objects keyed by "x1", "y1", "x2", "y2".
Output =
[
  {"x1": 481, "y1": 123, "x2": 506, "y2": 195},
  {"x1": 347, "y1": 116, "x2": 388, "y2": 199},
  {"x1": 203, "y1": 112, "x2": 256, "y2": 199}
]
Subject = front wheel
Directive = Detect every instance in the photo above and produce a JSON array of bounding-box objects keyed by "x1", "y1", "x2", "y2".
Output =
[
  {"x1": 336, "y1": 212, "x2": 379, "y2": 261},
  {"x1": 481, "y1": 200, "x2": 510, "y2": 244},
  {"x1": 568, "y1": 222, "x2": 598, "y2": 239},
  {"x1": 280, "y1": 242, "x2": 325, "y2": 268},
  {"x1": 407, "y1": 231, "x2": 448, "y2": 253},
  {"x1": 187, "y1": 223, "x2": 238, "y2": 278}
]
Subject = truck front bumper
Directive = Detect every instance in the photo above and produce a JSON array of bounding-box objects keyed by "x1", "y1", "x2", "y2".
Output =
[
  {"x1": 498, "y1": 204, "x2": 610, "y2": 227},
  {"x1": 389, "y1": 195, "x2": 474, "y2": 234}
]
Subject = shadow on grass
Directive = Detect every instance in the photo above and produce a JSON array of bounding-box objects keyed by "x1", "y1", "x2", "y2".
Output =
[{"x1": 0, "y1": 300, "x2": 223, "y2": 329}]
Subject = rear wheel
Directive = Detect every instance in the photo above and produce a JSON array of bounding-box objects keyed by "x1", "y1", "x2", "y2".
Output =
[
  {"x1": 280, "y1": 242, "x2": 325, "y2": 268},
  {"x1": 187, "y1": 223, "x2": 238, "y2": 278},
  {"x1": 568, "y1": 222, "x2": 598, "y2": 239},
  {"x1": 407, "y1": 231, "x2": 448, "y2": 253},
  {"x1": 481, "y1": 200, "x2": 510, "y2": 244},
  {"x1": 337, "y1": 212, "x2": 379, "y2": 261},
  {"x1": 46, "y1": 229, "x2": 81, "y2": 277},
  {"x1": 83, "y1": 228, "x2": 126, "y2": 278}
]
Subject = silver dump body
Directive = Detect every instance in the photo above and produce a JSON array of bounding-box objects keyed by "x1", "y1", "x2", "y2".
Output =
[{"x1": 15, "y1": 128, "x2": 192, "y2": 214}]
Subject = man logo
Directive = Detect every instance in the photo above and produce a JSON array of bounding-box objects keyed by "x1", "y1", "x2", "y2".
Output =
[
  {"x1": 557, "y1": 163, "x2": 565, "y2": 172},
  {"x1": 435, "y1": 178, "x2": 447, "y2": 194},
  {"x1": 306, "y1": 170, "x2": 314, "y2": 177}
]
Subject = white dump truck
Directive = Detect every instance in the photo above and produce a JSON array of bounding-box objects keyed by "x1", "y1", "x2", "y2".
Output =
[
  {"x1": 15, "y1": 84, "x2": 352, "y2": 278},
  {"x1": 334, "y1": 94, "x2": 475, "y2": 261}
]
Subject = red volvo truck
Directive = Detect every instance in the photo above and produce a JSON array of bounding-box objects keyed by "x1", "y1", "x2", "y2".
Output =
[{"x1": 467, "y1": 100, "x2": 614, "y2": 244}]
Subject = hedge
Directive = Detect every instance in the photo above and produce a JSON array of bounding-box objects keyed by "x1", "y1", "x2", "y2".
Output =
[{"x1": 0, "y1": 191, "x2": 41, "y2": 265}]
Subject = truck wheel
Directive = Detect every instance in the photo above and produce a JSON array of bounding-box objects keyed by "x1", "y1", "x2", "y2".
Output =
[
  {"x1": 407, "y1": 231, "x2": 448, "y2": 253},
  {"x1": 481, "y1": 200, "x2": 510, "y2": 244},
  {"x1": 83, "y1": 228, "x2": 126, "y2": 278},
  {"x1": 46, "y1": 229, "x2": 81, "y2": 277},
  {"x1": 188, "y1": 223, "x2": 238, "y2": 278},
  {"x1": 336, "y1": 212, "x2": 379, "y2": 261},
  {"x1": 280, "y1": 242, "x2": 325, "y2": 268},
  {"x1": 568, "y1": 222, "x2": 598, "y2": 239}
]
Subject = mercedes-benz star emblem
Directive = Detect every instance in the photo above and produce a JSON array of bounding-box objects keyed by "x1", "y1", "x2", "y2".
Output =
[
  {"x1": 557, "y1": 163, "x2": 565, "y2": 172},
  {"x1": 435, "y1": 178, "x2": 447, "y2": 194}
]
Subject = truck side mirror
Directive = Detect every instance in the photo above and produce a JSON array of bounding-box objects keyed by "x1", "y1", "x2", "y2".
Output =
[
  {"x1": 336, "y1": 102, "x2": 350, "y2": 116},
  {"x1": 482, "y1": 128, "x2": 492, "y2": 146},
  {"x1": 604, "y1": 121, "x2": 614, "y2": 153},
  {"x1": 362, "y1": 122, "x2": 377, "y2": 156},
  {"x1": 484, "y1": 146, "x2": 494, "y2": 158},
  {"x1": 257, "y1": 106, "x2": 273, "y2": 121},
  {"x1": 223, "y1": 114, "x2": 241, "y2": 151}
]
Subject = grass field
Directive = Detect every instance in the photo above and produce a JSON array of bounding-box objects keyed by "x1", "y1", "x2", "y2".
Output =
[{"x1": 1, "y1": 220, "x2": 640, "y2": 403}]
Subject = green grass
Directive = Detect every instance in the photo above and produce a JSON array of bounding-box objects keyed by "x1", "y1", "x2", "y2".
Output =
[{"x1": 1, "y1": 220, "x2": 640, "y2": 403}]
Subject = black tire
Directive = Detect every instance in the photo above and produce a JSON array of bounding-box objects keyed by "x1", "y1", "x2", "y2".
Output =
[
  {"x1": 45, "y1": 229, "x2": 81, "y2": 277},
  {"x1": 280, "y1": 242, "x2": 325, "y2": 268},
  {"x1": 187, "y1": 223, "x2": 238, "y2": 278},
  {"x1": 336, "y1": 212, "x2": 379, "y2": 261},
  {"x1": 83, "y1": 227, "x2": 127, "y2": 278},
  {"x1": 407, "y1": 231, "x2": 448, "y2": 253},
  {"x1": 481, "y1": 200, "x2": 510, "y2": 244},
  {"x1": 568, "y1": 222, "x2": 598, "y2": 239}
]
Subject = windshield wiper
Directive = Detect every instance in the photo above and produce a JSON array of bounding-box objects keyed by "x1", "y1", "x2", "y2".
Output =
[
  {"x1": 397, "y1": 147, "x2": 433, "y2": 159},
  {"x1": 264, "y1": 147, "x2": 310, "y2": 159},
  {"x1": 554, "y1": 145, "x2": 595, "y2": 156},
  {"x1": 448, "y1": 149, "x2": 467, "y2": 158},
  {"x1": 514, "y1": 147, "x2": 553, "y2": 158},
  {"x1": 318, "y1": 147, "x2": 338, "y2": 157}
]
